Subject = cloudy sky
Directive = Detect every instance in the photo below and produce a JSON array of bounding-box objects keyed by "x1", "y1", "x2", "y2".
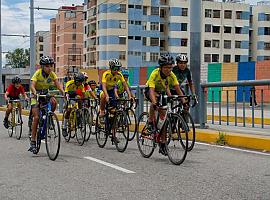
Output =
[{"x1": 0, "y1": 0, "x2": 264, "y2": 64}]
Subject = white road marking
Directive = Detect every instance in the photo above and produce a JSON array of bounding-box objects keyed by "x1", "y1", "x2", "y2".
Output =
[
  {"x1": 196, "y1": 142, "x2": 270, "y2": 156},
  {"x1": 84, "y1": 156, "x2": 136, "y2": 174}
]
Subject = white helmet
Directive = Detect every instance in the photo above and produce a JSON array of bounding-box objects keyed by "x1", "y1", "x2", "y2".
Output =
[{"x1": 176, "y1": 54, "x2": 188, "y2": 63}]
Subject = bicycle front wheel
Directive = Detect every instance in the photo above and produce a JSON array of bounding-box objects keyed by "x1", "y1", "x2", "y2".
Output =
[
  {"x1": 181, "y1": 111, "x2": 196, "y2": 151},
  {"x1": 75, "y1": 109, "x2": 87, "y2": 146},
  {"x1": 15, "y1": 109, "x2": 23, "y2": 140},
  {"x1": 95, "y1": 111, "x2": 108, "y2": 148},
  {"x1": 127, "y1": 109, "x2": 137, "y2": 141},
  {"x1": 45, "y1": 112, "x2": 61, "y2": 161},
  {"x1": 166, "y1": 113, "x2": 188, "y2": 165},
  {"x1": 84, "y1": 108, "x2": 93, "y2": 142},
  {"x1": 7, "y1": 113, "x2": 14, "y2": 137}
]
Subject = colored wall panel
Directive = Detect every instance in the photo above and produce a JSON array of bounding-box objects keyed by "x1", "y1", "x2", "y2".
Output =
[
  {"x1": 139, "y1": 67, "x2": 148, "y2": 85},
  {"x1": 133, "y1": 67, "x2": 140, "y2": 85},
  {"x1": 255, "y1": 60, "x2": 270, "y2": 103},
  {"x1": 129, "y1": 68, "x2": 134, "y2": 86},
  {"x1": 221, "y1": 63, "x2": 238, "y2": 102},
  {"x1": 208, "y1": 63, "x2": 222, "y2": 102},
  {"x1": 147, "y1": 66, "x2": 156, "y2": 78}
]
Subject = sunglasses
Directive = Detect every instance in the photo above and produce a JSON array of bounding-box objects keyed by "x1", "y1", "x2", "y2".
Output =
[{"x1": 111, "y1": 66, "x2": 120, "y2": 71}]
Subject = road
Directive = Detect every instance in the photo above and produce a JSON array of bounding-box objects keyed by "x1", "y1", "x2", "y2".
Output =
[{"x1": 0, "y1": 112, "x2": 270, "y2": 200}]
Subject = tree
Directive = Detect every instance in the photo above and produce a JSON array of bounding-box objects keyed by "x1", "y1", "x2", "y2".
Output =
[{"x1": 5, "y1": 48, "x2": 30, "y2": 68}]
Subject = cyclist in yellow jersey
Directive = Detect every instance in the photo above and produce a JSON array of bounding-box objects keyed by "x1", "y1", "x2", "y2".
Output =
[
  {"x1": 29, "y1": 56, "x2": 64, "y2": 153},
  {"x1": 145, "y1": 54, "x2": 184, "y2": 156},
  {"x1": 114, "y1": 69, "x2": 134, "y2": 99},
  {"x1": 81, "y1": 72, "x2": 97, "y2": 99},
  {"x1": 88, "y1": 80, "x2": 98, "y2": 99},
  {"x1": 99, "y1": 58, "x2": 133, "y2": 118}
]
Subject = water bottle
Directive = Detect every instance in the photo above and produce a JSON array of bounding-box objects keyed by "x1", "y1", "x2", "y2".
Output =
[{"x1": 157, "y1": 113, "x2": 165, "y2": 130}]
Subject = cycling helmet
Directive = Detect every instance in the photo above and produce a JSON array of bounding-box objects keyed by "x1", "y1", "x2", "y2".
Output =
[
  {"x1": 88, "y1": 80, "x2": 97, "y2": 85},
  {"x1": 74, "y1": 73, "x2": 85, "y2": 83},
  {"x1": 12, "y1": 76, "x2": 21, "y2": 84},
  {"x1": 109, "y1": 58, "x2": 122, "y2": 70},
  {"x1": 40, "y1": 56, "x2": 54, "y2": 65},
  {"x1": 81, "y1": 71, "x2": 88, "y2": 79},
  {"x1": 176, "y1": 54, "x2": 188, "y2": 63},
  {"x1": 158, "y1": 54, "x2": 174, "y2": 67},
  {"x1": 121, "y1": 69, "x2": 129, "y2": 78}
]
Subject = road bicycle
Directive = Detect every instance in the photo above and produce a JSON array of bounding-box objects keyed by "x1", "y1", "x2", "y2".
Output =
[{"x1": 7, "y1": 99, "x2": 23, "y2": 140}]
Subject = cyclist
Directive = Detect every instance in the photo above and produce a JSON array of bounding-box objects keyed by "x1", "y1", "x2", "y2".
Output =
[
  {"x1": 114, "y1": 69, "x2": 134, "y2": 99},
  {"x1": 88, "y1": 80, "x2": 98, "y2": 99},
  {"x1": 81, "y1": 72, "x2": 97, "y2": 99},
  {"x1": 62, "y1": 73, "x2": 86, "y2": 137},
  {"x1": 145, "y1": 54, "x2": 184, "y2": 156},
  {"x1": 29, "y1": 56, "x2": 64, "y2": 153},
  {"x1": 99, "y1": 58, "x2": 133, "y2": 119},
  {"x1": 171, "y1": 54, "x2": 197, "y2": 103},
  {"x1": 3, "y1": 76, "x2": 29, "y2": 129}
]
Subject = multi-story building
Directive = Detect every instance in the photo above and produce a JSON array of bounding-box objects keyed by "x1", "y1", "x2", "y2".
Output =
[
  {"x1": 35, "y1": 31, "x2": 50, "y2": 67},
  {"x1": 250, "y1": 1, "x2": 270, "y2": 61},
  {"x1": 50, "y1": 5, "x2": 84, "y2": 79}
]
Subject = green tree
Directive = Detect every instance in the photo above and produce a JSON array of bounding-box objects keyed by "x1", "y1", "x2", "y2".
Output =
[{"x1": 5, "y1": 48, "x2": 30, "y2": 68}]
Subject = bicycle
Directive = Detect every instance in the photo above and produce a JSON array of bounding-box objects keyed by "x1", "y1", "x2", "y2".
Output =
[
  {"x1": 32, "y1": 94, "x2": 64, "y2": 161},
  {"x1": 62, "y1": 97, "x2": 88, "y2": 146},
  {"x1": 7, "y1": 99, "x2": 23, "y2": 140},
  {"x1": 95, "y1": 98, "x2": 130, "y2": 152},
  {"x1": 125, "y1": 98, "x2": 138, "y2": 141},
  {"x1": 136, "y1": 95, "x2": 189, "y2": 165},
  {"x1": 85, "y1": 98, "x2": 98, "y2": 142}
]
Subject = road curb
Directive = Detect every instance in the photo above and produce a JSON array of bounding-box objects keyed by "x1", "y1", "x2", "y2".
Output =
[{"x1": 207, "y1": 115, "x2": 270, "y2": 125}]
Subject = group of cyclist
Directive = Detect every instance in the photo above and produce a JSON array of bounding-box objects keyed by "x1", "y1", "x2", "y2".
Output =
[{"x1": 3, "y1": 52, "x2": 197, "y2": 157}]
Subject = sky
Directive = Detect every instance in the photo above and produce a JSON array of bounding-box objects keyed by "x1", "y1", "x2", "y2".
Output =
[{"x1": 0, "y1": 0, "x2": 264, "y2": 65}]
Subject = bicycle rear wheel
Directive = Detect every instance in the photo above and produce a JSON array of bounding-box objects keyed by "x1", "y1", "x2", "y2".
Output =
[
  {"x1": 45, "y1": 112, "x2": 61, "y2": 161},
  {"x1": 84, "y1": 108, "x2": 93, "y2": 142},
  {"x1": 181, "y1": 111, "x2": 196, "y2": 151},
  {"x1": 136, "y1": 112, "x2": 155, "y2": 158},
  {"x1": 75, "y1": 109, "x2": 87, "y2": 146},
  {"x1": 127, "y1": 109, "x2": 137, "y2": 141},
  {"x1": 95, "y1": 111, "x2": 108, "y2": 148},
  {"x1": 112, "y1": 110, "x2": 129, "y2": 152},
  {"x1": 8, "y1": 113, "x2": 14, "y2": 137},
  {"x1": 166, "y1": 113, "x2": 188, "y2": 165},
  {"x1": 15, "y1": 109, "x2": 23, "y2": 140},
  {"x1": 66, "y1": 110, "x2": 76, "y2": 142}
]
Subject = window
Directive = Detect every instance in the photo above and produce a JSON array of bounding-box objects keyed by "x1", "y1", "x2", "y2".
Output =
[
  {"x1": 236, "y1": 11, "x2": 242, "y2": 19},
  {"x1": 120, "y1": 4, "x2": 126, "y2": 13},
  {"x1": 143, "y1": 6, "x2": 147, "y2": 15},
  {"x1": 39, "y1": 36, "x2": 43, "y2": 42},
  {"x1": 128, "y1": 4, "x2": 134, "y2": 8},
  {"x1": 128, "y1": 20, "x2": 134, "y2": 24},
  {"x1": 223, "y1": 55, "x2": 231, "y2": 63},
  {"x1": 84, "y1": 41, "x2": 87, "y2": 48},
  {"x1": 265, "y1": 27, "x2": 270, "y2": 35},
  {"x1": 40, "y1": 54, "x2": 43, "y2": 58},
  {"x1": 57, "y1": 46, "x2": 59, "y2": 52},
  {"x1": 212, "y1": 54, "x2": 219, "y2": 62},
  {"x1": 119, "y1": 51, "x2": 126, "y2": 60},
  {"x1": 181, "y1": 23, "x2": 187, "y2": 31},
  {"x1": 72, "y1": 23, "x2": 76, "y2": 29},
  {"x1": 65, "y1": 11, "x2": 76, "y2": 18},
  {"x1": 224, "y1": 26, "x2": 232, "y2": 33},
  {"x1": 224, "y1": 40, "x2": 231, "y2": 49},
  {"x1": 160, "y1": 24, "x2": 164, "y2": 32},
  {"x1": 135, "y1": 5, "x2": 141, "y2": 9},
  {"x1": 212, "y1": 26, "x2": 220, "y2": 33},
  {"x1": 150, "y1": 38, "x2": 159, "y2": 46},
  {"x1": 150, "y1": 22, "x2": 159, "y2": 31},
  {"x1": 182, "y1": 8, "x2": 188, "y2": 16},
  {"x1": 128, "y1": 36, "x2": 134, "y2": 40},
  {"x1": 72, "y1": 34, "x2": 76, "y2": 40},
  {"x1": 264, "y1": 56, "x2": 270, "y2": 60},
  {"x1": 150, "y1": 53, "x2": 159, "y2": 61},
  {"x1": 142, "y1": 22, "x2": 147, "y2": 30},
  {"x1": 57, "y1": 57, "x2": 59, "y2": 62},
  {"x1": 119, "y1": 36, "x2": 126, "y2": 44},
  {"x1": 235, "y1": 41, "x2": 241, "y2": 48},
  {"x1": 224, "y1": 10, "x2": 232, "y2": 19},
  {"x1": 205, "y1": 9, "x2": 212, "y2": 18},
  {"x1": 119, "y1": 20, "x2": 126, "y2": 29},
  {"x1": 135, "y1": 21, "x2": 141, "y2": 25},
  {"x1": 204, "y1": 54, "x2": 211, "y2": 62},
  {"x1": 72, "y1": 55, "x2": 76, "y2": 61},
  {"x1": 212, "y1": 40, "x2": 220, "y2": 48},
  {"x1": 235, "y1": 55, "x2": 240, "y2": 62},
  {"x1": 72, "y1": 44, "x2": 76, "y2": 49},
  {"x1": 39, "y1": 45, "x2": 43, "y2": 51},
  {"x1": 264, "y1": 42, "x2": 270, "y2": 50},
  {"x1": 204, "y1": 40, "x2": 211, "y2": 47},
  {"x1": 142, "y1": 52, "x2": 146, "y2": 61},
  {"x1": 151, "y1": 7, "x2": 159, "y2": 15},
  {"x1": 235, "y1": 27, "x2": 242, "y2": 34},
  {"x1": 160, "y1": 9, "x2": 166, "y2": 18},
  {"x1": 57, "y1": 25, "x2": 60, "y2": 31},
  {"x1": 181, "y1": 39, "x2": 188, "y2": 47},
  {"x1": 213, "y1": 10, "x2": 220, "y2": 18},
  {"x1": 84, "y1": 26, "x2": 87, "y2": 34},
  {"x1": 135, "y1": 36, "x2": 141, "y2": 40},
  {"x1": 143, "y1": 37, "x2": 147, "y2": 45},
  {"x1": 266, "y1": 14, "x2": 270, "y2": 21},
  {"x1": 205, "y1": 24, "x2": 211, "y2": 32},
  {"x1": 57, "y1": 36, "x2": 60, "y2": 41}
]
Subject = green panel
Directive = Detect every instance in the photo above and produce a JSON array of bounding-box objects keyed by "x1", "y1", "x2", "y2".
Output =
[
  {"x1": 208, "y1": 63, "x2": 222, "y2": 102},
  {"x1": 208, "y1": 87, "x2": 222, "y2": 102},
  {"x1": 147, "y1": 66, "x2": 156, "y2": 78},
  {"x1": 129, "y1": 68, "x2": 134, "y2": 85}
]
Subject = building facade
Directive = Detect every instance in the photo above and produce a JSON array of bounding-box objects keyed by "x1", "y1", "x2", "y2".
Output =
[{"x1": 35, "y1": 31, "x2": 50, "y2": 67}]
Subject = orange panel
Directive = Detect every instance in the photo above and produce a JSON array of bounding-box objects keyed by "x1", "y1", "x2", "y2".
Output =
[
  {"x1": 139, "y1": 67, "x2": 147, "y2": 85},
  {"x1": 222, "y1": 63, "x2": 238, "y2": 81}
]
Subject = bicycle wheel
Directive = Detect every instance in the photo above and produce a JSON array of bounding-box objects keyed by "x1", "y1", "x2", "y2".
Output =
[
  {"x1": 66, "y1": 110, "x2": 76, "y2": 142},
  {"x1": 7, "y1": 112, "x2": 14, "y2": 137},
  {"x1": 45, "y1": 112, "x2": 61, "y2": 161},
  {"x1": 181, "y1": 111, "x2": 196, "y2": 151},
  {"x1": 35, "y1": 128, "x2": 42, "y2": 155},
  {"x1": 28, "y1": 113, "x2": 33, "y2": 141},
  {"x1": 95, "y1": 111, "x2": 108, "y2": 148},
  {"x1": 14, "y1": 109, "x2": 23, "y2": 140},
  {"x1": 112, "y1": 110, "x2": 129, "y2": 152},
  {"x1": 84, "y1": 108, "x2": 93, "y2": 142},
  {"x1": 136, "y1": 112, "x2": 155, "y2": 158},
  {"x1": 166, "y1": 113, "x2": 188, "y2": 165},
  {"x1": 75, "y1": 108, "x2": 87, "y2": 146},
  {"x1": 127, "y1": 109, "x2": 137, "y2": 141}
]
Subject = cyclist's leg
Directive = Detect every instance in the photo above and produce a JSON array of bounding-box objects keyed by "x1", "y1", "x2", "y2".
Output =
[
  {"x1": 29, "y1": 105, "x2": 39, "y2": 152},
  {"x1": 62, "y1": 107, "x2": 71, "y2": 137},
  {"x1": 99, "y1": 91, "x2": 106, "y2": 116},
  {"x1": 50, "y1": 97, "x2": 57, "y2": 112},
  {"x1": 4, "y1": 102, "x2": 13, "y2": 128},
  {"x1": 159, "y1": 109, "x2": 168, "y2": 156}
]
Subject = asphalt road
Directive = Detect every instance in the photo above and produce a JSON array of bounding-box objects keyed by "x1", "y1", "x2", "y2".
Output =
[{"x1": 0, "y1": 112, "x2": 270, "y2": 200}]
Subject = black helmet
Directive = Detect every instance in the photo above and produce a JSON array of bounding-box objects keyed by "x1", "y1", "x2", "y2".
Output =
[
  {"x1": 40, "y1": 56, "x2": 54, "y2": 65},
  {"x1": 12, "y1": 76, "x2": 21, "y2": 84},
  {"x1": 158, "y1": 54, "x2": 174, "y2": 67},
  {"x1": 109, "y1": 58, "x2": 122, "y2": 70},
  {"x1": 176, "y1": 54, "x2": 188, "y2": 63},
  {"x1": 74, "y1": 73, "x2": 85, "y2": 83},
  {"x1": 88, "y1": 80, "x2": 97, "y2": 85}
]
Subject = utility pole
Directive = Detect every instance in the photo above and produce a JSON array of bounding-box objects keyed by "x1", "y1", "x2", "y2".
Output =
[
  {"x1": 190, "y1": 0, "x2": 202, "y2": 125},
  {"x1": 30, "y1": 0, "x2": 35, "y2": 80},
  {"x1": 0, "y1": 0, "x2": 3, "y2": 93}
]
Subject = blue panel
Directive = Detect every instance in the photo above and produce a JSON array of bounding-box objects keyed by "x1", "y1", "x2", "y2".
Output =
[
  {"x1": 241, "y1": 11, "x2": 250, "y2": 20},
  {"x1": 257, "y1": 41, "x2": 264, "y2": 49},
  {"x1": 142, "y1": 46, "x2": 160, "y2": 52},
  {"x1": 128, "y1": 56, "x2": 143, "y2": 68},
  {"x1": 240, "y1": 55, "x2": 248, "y2": 62},
  {"x1": 147, "y1": 16, "x2": 160, "y2": 22},
  {"x1": 99, "y1": 36, "x2": 120, "y2": 45},
  {"x1": 257, "y1": 56, "x2": 264, "y2": 61},
  {"x1": 141, "y1": 30, "x2": 160, "y2": 38},
  {"x1": 169, "y1": 23, "x2": 181, "y2": 31},
  {"x1": 241, "y1": 41, "x2": 249, "y2": 49},
  {"x1": 168, "y1": 38, "x2": 181, "y2": 46},
  {"x1": 169, "y1": 7, "x2": 181, "y2": 16},
  {"x1": 237, "y1": 62, "x2": 255, "y2": 102},
  {"x1": 258, "y1": 13, "x2": 265, "y2": 21},
  {"x1": 129, "y1": 0, "x2": 142, "y2": 4},
  {"x1": 258, "y1": 27, "x2": 264, "y2": 35},
  {"x1": 151, "y1": 0, "x2": 159, "y2": 6},
  {"x1": 98, "y1": 20, "x2": 120, "y2": 29},
  {"x1": 128, "y1": 9, "x2": 142, "y2": 18},
  {"x1": 128, "y1": 40, "x2": 142, "y2": 51},
  {"x1": 241, "y1": 26, "x2": 249, "y2": 34},
  {"x1": 133, "y1": 68, "x2": 140, "y2": 85},
  {"x1": 99, "y1": 51, "x2": 120, "y2": 60},
  {"x1": 98, "y1": 4, "x2": 119, "y2": 13},
  {"x1": 128, "y1": 25, "x2": 143, "y2": 36}
]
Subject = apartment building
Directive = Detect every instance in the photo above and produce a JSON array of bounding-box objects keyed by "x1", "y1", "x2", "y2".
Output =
[
  {"x1": 50, "y1": 5, "x2": 84, "y2": 79},
  {"x1": 250, "y1": 1, "x2": 270, "y2": 61},
  {"x1": 35, "y1": 31, "x2": 50, "y2": 67}
]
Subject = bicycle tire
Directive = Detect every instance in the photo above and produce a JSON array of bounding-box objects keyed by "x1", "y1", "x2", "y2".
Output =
[
  {"x1": 28, "y1": 113, "x2": 33, "y2": 141},
  {"x1": 112, "y1": 110, "x2": 129, "y2": 152},
  {"x1": 181, "y1": 111, "x2": 196, "y2": 151},
  {"x1": 8, "y1": 112, "x2": 14, "y2": 137},
  {"x1": 85, "y1": 108, "x2": 93, "y2": 142},
  {"x1": 166, "y1": 113, "x2": 188, "y2": 165},
  {"x1": 136, "y1": 112, "x2": 155, "y2": 158},
  {"x1": 75, "y1": 108, "x2": 87, "y2": 146},
  {"x1": 66, "y1": 110, "x2": 76, "y2": 142},
  {"x1": 35, "y1": 128, "x2": 42, "y2": 155},
  {"x1": 15, "y1": 109, "x2": 22, "y2": 140},
  {"x1": 45, "y1": 112, "x2": 61, "y2": 161},
  {"x1": 95, "y1": 111, "x2": 108, "y2": 148},
  {"x1": 127, "y1": 109, "x2": 137, "y2": 141}
]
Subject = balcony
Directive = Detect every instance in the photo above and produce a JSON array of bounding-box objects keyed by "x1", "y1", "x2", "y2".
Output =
[{"x1": 90, "y1": 60, "x2": 96, "y2": 65}]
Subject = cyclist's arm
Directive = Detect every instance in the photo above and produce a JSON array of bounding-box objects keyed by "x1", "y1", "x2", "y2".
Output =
[
  {"x1": 4, "y1": 91, "x2": 9, "y2": 101},
  {"x1": 30, "y1": 81, "x2": 37, "y2": 96},
  {"x1": 123, "y1": 81, "x2": 132, "y2": 99},
  {"x1": 114, "y1": 85, "x2": 120, "y2": 99},
  {"x1": 102, "y1": 82, "x2": 109, "y2": 97},
  {"x1": 149, "y1": 87, "x2": 157, "y2": 105},
  {"x1": 53, "y1": 79, "x2": 64, "y2": 95},
  {"x1": 174, "y1": 84, "x2": 184, "y2": 96}
]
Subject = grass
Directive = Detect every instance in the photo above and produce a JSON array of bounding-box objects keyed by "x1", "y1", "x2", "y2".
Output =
[{"x1": 216, "y1": 131, "x2": 227, "y2": 146}]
